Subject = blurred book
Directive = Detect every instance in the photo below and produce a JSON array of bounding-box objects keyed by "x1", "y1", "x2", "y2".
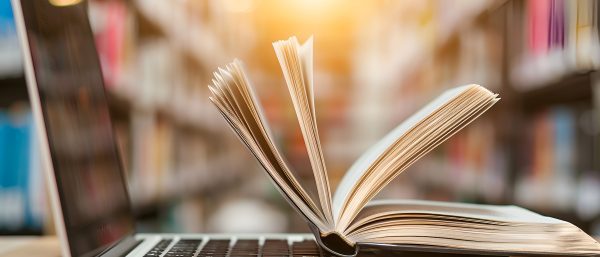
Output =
[
  {"x1": 0, "y1": 107, "x2": 44, "y2": 234},
  {"x1": 88, "y1": 0, "x2": 133, "y2": 90},
  {"x1": 510, "y1": 0, "x2": 600, "y2": 89},
  {"x1": 0, "y1": 0, "x2": 23, "y2": 78},
  {"x1": 516, "y1": 106, "x2": 600, "y2": 219}
]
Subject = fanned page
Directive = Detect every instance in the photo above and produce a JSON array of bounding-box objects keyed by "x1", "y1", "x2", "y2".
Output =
[
  {"x1": 207, "y1": 60, "x2": 328, "y2": 231},
  {"x1": 273, "y1": 36, "x2": 334, "y2": 225},
  {"x1": 344, "y1": 200, "x2": 600, "y2": 255},
  {"x1": 333, "y1": 85, "x2": 500, "y2": 232}
]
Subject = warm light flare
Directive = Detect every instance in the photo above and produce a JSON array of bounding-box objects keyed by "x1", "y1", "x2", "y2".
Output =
[
  {"x1": 48, "y1": 0, "x2": 82, "y2": 7},
  {"x1": 224, "y1": 0, "x2": 254, "y2": 13}
]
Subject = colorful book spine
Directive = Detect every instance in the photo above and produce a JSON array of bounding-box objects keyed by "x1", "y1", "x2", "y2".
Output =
[
  {"x1": 512, "y1": 0, "x2": 600, "y2": 88},
  {"x1": 0, "y1": 109, "x2": 43, "y2": 233},
  {"x1": 528, "y1": 0, "x2": 550, "y2": 56}
]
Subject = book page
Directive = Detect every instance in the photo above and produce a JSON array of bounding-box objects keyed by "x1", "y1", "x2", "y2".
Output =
[
  {"x1": 347, "y1": 199, "x2": 563, "y2": 234},
  {"x1": 343, "y1": 200, "x2": 600, "y2": 256},
  {"x1": 273, "y1": 36, "x2": 334, "y2": 224},
  {"x1": 333, "y1": 85, "x2": 499, "y2": 232},
  {"x1": 208, "y1": 60, "x2": 329, "y2": 231}
]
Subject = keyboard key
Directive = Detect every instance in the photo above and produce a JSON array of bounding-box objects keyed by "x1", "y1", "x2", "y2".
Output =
[
  {"x1": 144, "y1": 239, "x2": 173, "y2": 257},
  {"x1": 229, "y1": 239, "x2": 260, "y2": 256},
  {"x1": 164, "y1": 239, "x2": 202, "y2": 257},
  {"x1": 262, "y1": 239, "x2": 289, "y2": 256},
  {"x1": 198, "y1": 239, "x2": 231, "y2": 257},
  {"x1": 292, "y1": 240, "x2": 321, "y2": 256}
]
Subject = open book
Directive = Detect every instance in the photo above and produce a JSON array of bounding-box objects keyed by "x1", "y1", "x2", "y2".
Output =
[{"x1": 208, "y1": 36, "x2": 600, "y2": 256}]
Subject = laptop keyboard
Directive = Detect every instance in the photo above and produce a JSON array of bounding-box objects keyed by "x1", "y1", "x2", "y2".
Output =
[
  {"x1": 144, "y1": 239, "x2": 173, "y2": 256},
  {"x1": 143, "y1": 238, "x2": 328, "y2": 257},
  {"x1": 166, "y1": 240, "x2": 204, "y2": 257}
]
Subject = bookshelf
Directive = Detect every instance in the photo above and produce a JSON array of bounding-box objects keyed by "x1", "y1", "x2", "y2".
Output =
[
  {"x1": 88, "y1": 0, "x2": 258, "y2": 232},
  {"x1": 106, "y1": 89, "x2": 222, "y2": 134},
  {"x1": 0, "y1": 0, "x2": 44, "y2": 235},
  {"x1": 132, "y1": 0, "x2": 228, "y2": 69},
  {"x1": 355, "y1": 0, "x2": 600, "y2": 234}
]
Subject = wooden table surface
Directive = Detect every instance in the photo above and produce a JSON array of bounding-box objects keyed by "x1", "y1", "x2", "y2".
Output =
[{"x1": 0, "y1": 237, "x2": 61, "y2": 257}]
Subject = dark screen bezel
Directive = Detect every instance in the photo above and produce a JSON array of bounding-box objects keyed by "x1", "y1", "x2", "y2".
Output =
[{"x1": 17, "y1": 0, "x2": 136, "y2": 256}]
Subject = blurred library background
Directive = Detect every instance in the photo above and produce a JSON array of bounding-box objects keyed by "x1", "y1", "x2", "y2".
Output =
[{"x1": 1, "y1": 0, "x2": 600, "y2": 237}]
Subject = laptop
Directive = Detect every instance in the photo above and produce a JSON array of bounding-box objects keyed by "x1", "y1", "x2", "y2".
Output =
[{"x1": 10, "y1": 0, "x2": 323, "y2": 256}]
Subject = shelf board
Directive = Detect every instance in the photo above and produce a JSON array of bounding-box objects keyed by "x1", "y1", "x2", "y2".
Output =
[
  {"x1": 0, "y1": 75, "x2": 28, "y2": 108},
  {"x1": 132, "y1": 176, "x2": 242, "y2": 219},
  {"x1": 131, "y1": 164, "x2": 249, "y2": 218},
  {"x1": 0, "y1": 228, "x2": 43, "y2": 236},
  {"x1": 132, "y1": 0, "x2": 226, "y2": 69},
  {"x1": 388, "y1": 0, "x2": 505, "y2": 84},
  {"x1": 106, "y1": 88, "x2": 221, "y2": 134},
  {"x1": 517, "y1": 71, "x2": 594, "y2": 112},
  {"x1": 105, "y1": 87, "x2": 132, "y2": 121}
]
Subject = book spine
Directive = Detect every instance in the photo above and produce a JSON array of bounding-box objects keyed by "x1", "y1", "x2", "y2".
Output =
[{"x1": 307, "y1": 222, "x2": 358, "y2": 257}]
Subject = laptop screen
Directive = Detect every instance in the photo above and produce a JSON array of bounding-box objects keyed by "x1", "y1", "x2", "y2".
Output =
[{"x1": 17, "y1": 0, "x2": 135, "y2": 256}]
